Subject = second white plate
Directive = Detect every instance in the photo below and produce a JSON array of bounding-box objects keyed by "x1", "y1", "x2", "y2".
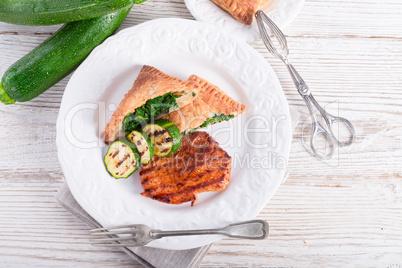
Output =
[
  {"x1": 185, "y1": 0, "x2": 305, "y2": 41},
  {"x1": 56, "y1": 18, "x2": 291, "y2": 250}
]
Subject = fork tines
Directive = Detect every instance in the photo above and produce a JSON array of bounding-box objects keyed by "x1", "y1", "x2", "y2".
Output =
[
  {"x1": 89, "y1": 224, "x2": 138, "y2": 235},
  {"x1": 89, "y1": 225, "x2": 138, "y2": 247},
  {"x1": 89, "y1": 224, "x2": 138, "y2": 233}
]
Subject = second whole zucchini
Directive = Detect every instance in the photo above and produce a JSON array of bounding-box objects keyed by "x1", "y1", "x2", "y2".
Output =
[
  {"x1": 0, "y1": 0, "x2": 134, "y2": 26},
  {"x1": 0, "y1": 6, "x2": 133, "y2": 104}
]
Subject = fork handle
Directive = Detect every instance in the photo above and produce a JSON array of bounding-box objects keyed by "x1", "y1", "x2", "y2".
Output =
[{"x1": 151, "y1": 220, "x2": 269, "y2": 240}]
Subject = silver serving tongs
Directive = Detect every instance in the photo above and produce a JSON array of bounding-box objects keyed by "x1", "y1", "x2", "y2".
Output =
[{"x1": 255, "y1": 10, "x2": 355, "y2": 160}]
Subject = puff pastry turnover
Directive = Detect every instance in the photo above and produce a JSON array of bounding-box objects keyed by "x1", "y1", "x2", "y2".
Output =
[
  {"x1": 101, "y1": 65, "x2": 198, "y2": 144},
  {"x1": 162, "y1": 74, "x2": 246, "y2": 133},
  {"x1": 211, "y1": 0, "x2": 262, "y2": 25}
]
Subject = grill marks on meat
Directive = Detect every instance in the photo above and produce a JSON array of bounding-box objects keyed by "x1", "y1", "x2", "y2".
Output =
[{"x1": 139, "y1": 132, "x2": 231, "y2": 206}]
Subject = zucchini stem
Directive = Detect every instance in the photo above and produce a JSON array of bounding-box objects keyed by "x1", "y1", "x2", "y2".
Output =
[{"x1": 0, "y1": 83, "x2": 16, "y2": 105}]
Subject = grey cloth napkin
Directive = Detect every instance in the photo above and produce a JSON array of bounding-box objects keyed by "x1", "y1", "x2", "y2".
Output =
[
  {"x1": 56, "y1": 185, "x2": 211, "y2": 268},
  {"x1": 55, "y1": 107, "x2": 301, "y2": 268}
]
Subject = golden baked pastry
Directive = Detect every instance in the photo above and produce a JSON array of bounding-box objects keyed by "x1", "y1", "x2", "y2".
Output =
[
  {"x1": 211, "y1": 0, "x2": 262, "y2": 25},
  {"x1": 162, "y1": 74, "x2": 246, "y2": 133}
]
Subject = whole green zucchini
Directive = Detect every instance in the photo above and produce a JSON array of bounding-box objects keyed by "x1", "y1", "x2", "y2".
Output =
[
  {"x1": 0, "y1": 6, "x2": 133, "y2": 104},
  {"x1": 0, "y1": 0, "x2": 134, "y2": 26}
]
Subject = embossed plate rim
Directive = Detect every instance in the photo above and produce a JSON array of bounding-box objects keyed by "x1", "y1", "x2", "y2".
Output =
[{"x1": 56, "y1": 18, "x2": 292, "y2": 250}]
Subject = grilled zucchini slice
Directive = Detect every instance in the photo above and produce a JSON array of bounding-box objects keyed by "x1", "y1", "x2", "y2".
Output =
[
  {"x1": 143, "y1": 119, "x2": 182, "y2": 157},
  {"x1": 127, "y1": 130, "x2": 154, "y2": 164},
  {"x1": 104, "y1": 139, "x2": 140, "y2": 179}
]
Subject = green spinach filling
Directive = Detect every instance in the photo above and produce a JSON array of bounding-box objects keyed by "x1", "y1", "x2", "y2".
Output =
[
  {"x1": 188, "y1": 114, "x2": 234, "y2": 133},
  {"x1": 122, "y1": 93, "x2": 180, "y2": 133}
]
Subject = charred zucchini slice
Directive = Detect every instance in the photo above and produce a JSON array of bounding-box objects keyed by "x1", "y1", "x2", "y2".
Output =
[
  {"x1": 104, "y1": 139, "x2": 140, "y2": 179},
  {"x1": 143, "y1": 119, "x2": 182, "y2": 157},
  {"x1": 127, "y1": 130, "x2": 154, "y2": 164}
]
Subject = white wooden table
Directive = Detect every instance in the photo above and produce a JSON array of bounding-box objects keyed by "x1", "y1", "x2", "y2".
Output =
[{"x1": 1, "y1": 0, "x2": 401, "y2": 266}]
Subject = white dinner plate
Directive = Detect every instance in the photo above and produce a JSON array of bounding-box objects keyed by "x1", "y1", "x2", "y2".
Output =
[
  {"x1": 56, "y1": 18, "x2": 292, "y2": 250},
  {"x1": 185, "y1": 0, "x2": 305, "y2": 41}
]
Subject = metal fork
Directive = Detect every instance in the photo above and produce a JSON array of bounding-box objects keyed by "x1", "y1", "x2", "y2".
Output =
[
  {"x1": 89, "y1": 220, "x2": 269, "y2": 247},
  {"x1": 255, "y1": 10, "x2": 355, "y2": 160}
]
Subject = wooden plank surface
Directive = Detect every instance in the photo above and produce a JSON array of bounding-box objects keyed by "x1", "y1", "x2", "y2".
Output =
[{"x1": 0, "y1": 0, "x2": 401, "y2": 267}]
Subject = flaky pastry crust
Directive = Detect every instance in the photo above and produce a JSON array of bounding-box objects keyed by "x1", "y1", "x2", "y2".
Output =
[
  {"x1": 162, "y1": 75, "x2": 246, "y2": 132},
  {"x1": 211, "y1": 0, "x2": 262, "y2": 25}
]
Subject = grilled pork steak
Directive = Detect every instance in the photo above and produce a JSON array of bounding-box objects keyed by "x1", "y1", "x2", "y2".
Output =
[{"x1": 139, "y1": 131, "x2": 231, "y2": 206}]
